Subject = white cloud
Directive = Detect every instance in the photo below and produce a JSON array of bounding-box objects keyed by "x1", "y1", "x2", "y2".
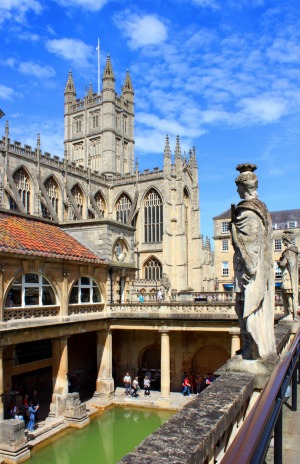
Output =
[
  {"x1": 0, "y1": 84, "x2": 15, "y2": 100},
  {"x1": 19, "y1": 62, "x2": 56, "y2": 78},
  {"x1": 114, "y1": 12, "x2": 168, "y2": 49},
  {"x1": 4, "y1": 59, "x2": 56, "y2": 79},
  {"x1": 46, "y1": 38, "x2": 93, "y2": 67},
  {"x1": 54, "y1": 0, "x2": 111, "y2": 11},
  {"x1": 0, "y1": 0, "x2": 42, "y2": 26},
  {"x1": 238, "y1": 97, "x2": 287, "y2": 123}
]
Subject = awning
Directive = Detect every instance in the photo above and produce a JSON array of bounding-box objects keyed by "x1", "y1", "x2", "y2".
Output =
[{"x1": 223, "y1": 284, "x2": 233, "y2": 290}]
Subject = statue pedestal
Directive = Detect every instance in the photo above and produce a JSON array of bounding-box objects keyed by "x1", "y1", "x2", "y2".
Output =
[
  {"x1": 224, "y1": 354, "x2": 278, "y2": 389},
  {"x1": 48, "y1": 393, "x2": 90, "y2": 429},
  {"x1": 93, "y1": 378, "x2": 115, "y2": 398},
  {"x1": 0, "y1": 419, "x2": 30, "y2": 463}
]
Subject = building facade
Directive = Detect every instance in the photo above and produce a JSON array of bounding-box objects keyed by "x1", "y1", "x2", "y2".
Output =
[
  {"x1": 213, "y1": 208, "x2": 300, "y2": 291},
  {"x1": 0, "y1": 55, "x2": 213, "y2": 301}
]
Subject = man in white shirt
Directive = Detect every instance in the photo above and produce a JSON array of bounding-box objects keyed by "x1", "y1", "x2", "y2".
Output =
[{"x1": 123, "y1": 372, "x2": 131, "y2": 395}]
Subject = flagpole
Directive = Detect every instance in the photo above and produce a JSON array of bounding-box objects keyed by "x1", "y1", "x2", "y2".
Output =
[{"x1": 97, "y1": 38, "x2": 100, "y2": 95}]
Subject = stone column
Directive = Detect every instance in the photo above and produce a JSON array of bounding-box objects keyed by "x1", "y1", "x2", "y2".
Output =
[
  {"x1": 160, "y1": 329, "x2": 171, "y2": 399},
  {"x1": 0, "y1": 347, "x2": 4, "y2": 421},
  {"x1": 229, "y1": 328, "x2": 241, "y2": 357},
  {"x1": 52, "y1": 337, "x2": 69, "y2": 395},
  {"x1": 94, "y1": 330, "x2": 114, "y2": 397},
  {"x1": 61, "y1": 272, "x2": 69, "y2": 317}
]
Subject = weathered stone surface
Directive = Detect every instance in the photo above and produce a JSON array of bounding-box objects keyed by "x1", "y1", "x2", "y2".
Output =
[
  {"x1": 0, "y1": 419, "x2": 30, "y2": 463},
  {"x1": 231, "y1": 163, "x2": 276, "y2": 360},
  {"x1": 49, "y1": 393, "x2": 90, "y2": 428},
  {"x1": 278, "y1": 230, "x2": 299, "y2": 321}
]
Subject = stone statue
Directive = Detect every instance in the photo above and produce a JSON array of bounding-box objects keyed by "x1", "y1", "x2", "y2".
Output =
[
  {"x1": 160, "y1": 273, "x2": 171, "y2": 300},
  {"x1": 230, "y1": 163, "x2": 276, "y2": 360},
  {"x1": 278, "y1": 230, "x2": 299, "y2": 321}
]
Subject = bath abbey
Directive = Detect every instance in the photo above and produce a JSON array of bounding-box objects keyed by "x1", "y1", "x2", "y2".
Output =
[{"x1": 0, "y1": 55, "x2": 213, "y2": 303}]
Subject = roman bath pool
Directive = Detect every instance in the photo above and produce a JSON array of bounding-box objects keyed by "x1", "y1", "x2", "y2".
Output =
[{"x1": 28, "y1": 407, "x2": 174, "y2": 463}]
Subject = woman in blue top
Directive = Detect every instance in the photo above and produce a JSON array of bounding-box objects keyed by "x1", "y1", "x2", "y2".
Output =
[{"x1": 27, "y1": 401, "x2": 39, "y2": 432}]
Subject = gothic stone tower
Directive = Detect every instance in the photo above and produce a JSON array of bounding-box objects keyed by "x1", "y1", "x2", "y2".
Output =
[{"x1": 64, "y1": 55, "x2": 134, "y2": 175}]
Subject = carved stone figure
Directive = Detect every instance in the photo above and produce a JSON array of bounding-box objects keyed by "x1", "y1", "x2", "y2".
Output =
[
  {"x1": 230, "y1": 163, "x2": 276, "y2": 360},
  {"x1": 160, "y1": 273, "x2": 171, "y2": 300},
  {"x1": 278, "y1": 230, "x2": 299, "y2": 321}
]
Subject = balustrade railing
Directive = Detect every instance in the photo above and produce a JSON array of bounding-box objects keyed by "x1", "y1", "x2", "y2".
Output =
[
  {"x1": 68, "y1": 303, "x2": 104, "y2": 316},
  {"x1": 3, "y1": 306, "x2": 60, "y2": 322}
]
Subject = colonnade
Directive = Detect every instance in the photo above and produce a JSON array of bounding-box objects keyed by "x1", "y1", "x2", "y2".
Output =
[{"x1": 0, "y1": 327, "x2": 240, "y2": 420}]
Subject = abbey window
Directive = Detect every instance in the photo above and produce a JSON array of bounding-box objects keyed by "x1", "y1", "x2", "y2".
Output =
[{"x1": 144, "y1": 189, "x2": 163, "y2": 243}]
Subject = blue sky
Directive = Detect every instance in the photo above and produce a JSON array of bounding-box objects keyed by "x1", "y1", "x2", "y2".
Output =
[{"x1": 0, "y1": 0, "x2": 299, "y2": 240}]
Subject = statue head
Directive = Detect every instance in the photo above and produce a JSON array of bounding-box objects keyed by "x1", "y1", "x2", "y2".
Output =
[
  {"x1": 235, "y1": 163, "x2": 258, "y2": 198},
  {"x1": 282, "y1": 230, "x2": 295, "y2": 245}
]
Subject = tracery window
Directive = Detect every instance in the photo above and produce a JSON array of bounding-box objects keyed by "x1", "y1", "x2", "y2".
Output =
[
  {"x1": 144, "y1": 189, "x2": 163, "y2": 243},
  {"x1": 13, "y1": 168, "x2": 30, "y2": 213},
  {"x1": 69, "y1": 277, "x2": 101, "y2": 304},
  {"x1": 71, "y1": 184, "x2": 84, "y2": 216},
  {"x1": 94, "y1": 191, "x2": 105, "y2": 217},
  {"x1": 116, "y1": 194, "x2": 132, "y2": 223},
  {"x1": 144, "y1": 257, "x2": 162, "y2": 281},
  {"x1": 41, "y1": 177, "x2": 59, "y2": 219},
  {"x1": 5, "y1": 273, "x2": 56, "y2": 308}
]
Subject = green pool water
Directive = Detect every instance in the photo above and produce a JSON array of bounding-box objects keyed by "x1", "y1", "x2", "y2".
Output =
[{"x1": 29, "y1": 407, "x2": 173, "y2": 463}]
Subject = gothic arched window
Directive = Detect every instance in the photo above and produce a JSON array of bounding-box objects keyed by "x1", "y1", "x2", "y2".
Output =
[
  {"x1": 144, "y1": 257, "x2": 162, "y2": 281},
  {"x1": 144, "y1": 189, "x2": 163, "y2": 243},
  {"x1": 71, "y1": 184, "x2": 84, "y2": 216},
  {"x1": 94, "y1": 191, "x2": 106, "y2": 217},
  {"x1": 12, "y1": 168, "x2": 30, "y2": 213},
  {"x1": 116, "y1": 194, "x2": 132, "y2": 224},
  {"x1": 41, "y1": 177, "x2": 59, "y2": 219}
]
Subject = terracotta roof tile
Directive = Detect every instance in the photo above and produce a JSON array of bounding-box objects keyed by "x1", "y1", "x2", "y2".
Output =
[{"x1": 0, "y1": 213, "x2": 106, "y2": 264}]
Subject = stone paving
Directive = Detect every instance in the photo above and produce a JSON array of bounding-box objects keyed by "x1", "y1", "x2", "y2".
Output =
[{"x1": 265, "y1": 381, "x2": 300, "y2": 464}]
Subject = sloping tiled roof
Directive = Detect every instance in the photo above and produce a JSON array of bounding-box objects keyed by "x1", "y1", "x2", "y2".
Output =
[
  {"x1": 0, "y1": 212, "x2": 106, "y2": 264},
  {"x1": 213, "y1": 208, "x2": 300, "y2": 223}
]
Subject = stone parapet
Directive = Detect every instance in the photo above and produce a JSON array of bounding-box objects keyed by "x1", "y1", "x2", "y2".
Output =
[{"x1": 119, "y1": 372, "x2": 255, "y2": 464}]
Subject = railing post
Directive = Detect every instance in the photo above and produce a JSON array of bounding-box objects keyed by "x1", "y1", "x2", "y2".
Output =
[{"x1": 274, "y1": 402, "x2": 283, "y2": 464}]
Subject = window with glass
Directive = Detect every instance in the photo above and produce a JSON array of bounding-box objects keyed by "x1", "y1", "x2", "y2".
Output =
[
  {"x1": 144, "y1": 189, "x2": 163, "y2": 243},
  {"x1": 116, "y1": 194, "x2": 132, "y2": 223},
  {"x1": 274, "y1": 239, "x2": 282, "y2": 251},
  {"x1": 222, "y1": 261, "x2": 229, "y2": 276},
  {"x1": 94, "y1": 191, "x2": 105, "y2": 217},
  {"x1": 71, "y1": 184, "x2": 84, "y2": 216},
  {"x1": 69, "y1": 277, "x2": 101, "y2": 304},
  {"x1": 222, "y1": 239, "x2": 229, "y2": 251},
  {"x1": 5, "y1": 273, "x2": 56, "y2": 308},
  {"x1": 144, "y1": 257, "x2": 162, "y2": 281},
  {"x1": 274, "y1": 262, "x2": 282, "y2": 279},
  {"x1": 41, "y1": 177, "x2": 59, "y2": 219},
  {"x1": 13, "y1": 168, "x2": 30, "y2": 213},
  {"x1": 221, "y1": 222, "x2": 229, "y2": 234}
]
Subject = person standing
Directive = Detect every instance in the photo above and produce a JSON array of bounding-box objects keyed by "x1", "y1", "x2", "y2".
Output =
[
  {"x1": 27, "y1": 401, "x2": 39, "y2": 432},
  {"x1": 131, "y1": 377, "x2": 139, "y2": 397},
  {"x1": 157, "y1": 289, "x2": 163, "y2": 303},
  {"x1": 123, "y1": 372, "x2": 132, "y2": 395},
  {"x1": 144, "y1": 375, "x2": 151, "y2": 396},
  {"x1": 181, "y1": 375, "x2": 191, "y2": 396},
  {"x1": 231, "y1": 163, "x2": 276, "y2": 360}
]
